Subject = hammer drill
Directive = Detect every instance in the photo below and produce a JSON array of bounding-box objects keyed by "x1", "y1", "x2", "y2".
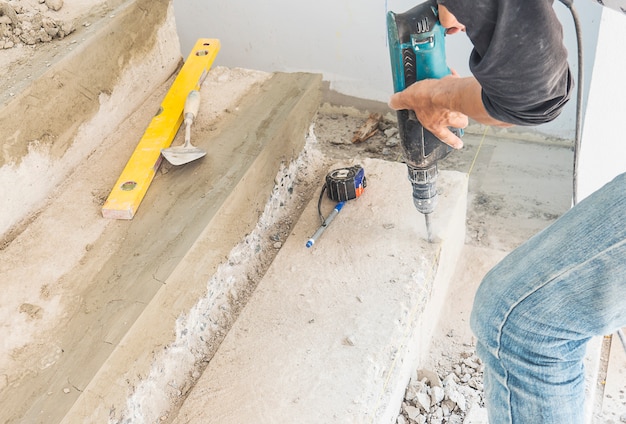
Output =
[{"x1": 387, "y1": 0, "x2": 462, "y2": 242}]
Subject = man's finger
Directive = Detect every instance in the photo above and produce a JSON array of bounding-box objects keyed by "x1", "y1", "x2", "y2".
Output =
[
  {"x1": 432, "y1": 127, "x2": 464, "y2": 149},
  {"x1": 448, "y1": 112, "x2": 469, "y2": 129}
]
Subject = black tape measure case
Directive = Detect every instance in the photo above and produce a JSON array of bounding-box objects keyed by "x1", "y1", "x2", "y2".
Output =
[{"x1": 325, "y1": 165, "x2": 367, "y2": 202}]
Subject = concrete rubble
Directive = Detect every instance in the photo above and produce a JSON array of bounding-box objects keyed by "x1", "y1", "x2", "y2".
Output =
[
  {"x1": 0, "y1": 0, "x2": 74, "y2": 48},
  {"x1": 398, "y1": 354, "x2": 487, "y2": 424}
]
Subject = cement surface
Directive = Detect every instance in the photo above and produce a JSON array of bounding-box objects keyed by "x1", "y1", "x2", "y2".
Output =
[
  {"x1": 0, "y1": 0, "x2": 129, "y2": 104},
  {"x1": 172, "y1": 164, "x2": 467, "y2": 424},
  {"x1": 0, "y1": 45, "x2": 322, "y2": 423},
  {"x1": 61, "y1": 71, "x2": 323, "y2": 424},
  {"x1": 598, "y1": 330, "x2": 626, "y2": 422}
]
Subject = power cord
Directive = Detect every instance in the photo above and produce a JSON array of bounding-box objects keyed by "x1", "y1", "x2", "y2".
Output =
[{"x1": 558, "y1": 0, "x2": 584, "y2": 206}]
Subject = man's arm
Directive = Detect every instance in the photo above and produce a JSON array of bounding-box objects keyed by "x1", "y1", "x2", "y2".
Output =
[{"x1": 388, "y1": 0, "x2": 573, "y2": 149}]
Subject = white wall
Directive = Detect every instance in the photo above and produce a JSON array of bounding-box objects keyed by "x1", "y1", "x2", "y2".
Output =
[{"x1": 578, "y1": 7, "x2": 626, "y2": 200}]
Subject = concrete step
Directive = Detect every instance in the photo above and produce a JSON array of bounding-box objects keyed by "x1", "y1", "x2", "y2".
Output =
[
  {"x1": 54, "y1": 71, "x2": 323, "y2": 423},
  {"x1": 0, "y1": 5, "x2": 324, "y2": 420},
  {"x1": 170, "y1": 162, "x2": 468, "y2": 424}
]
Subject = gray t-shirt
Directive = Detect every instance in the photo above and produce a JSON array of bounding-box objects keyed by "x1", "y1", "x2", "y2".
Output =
[{"x1": 438, "y1": 0, "x2": 573, "y2": 126}]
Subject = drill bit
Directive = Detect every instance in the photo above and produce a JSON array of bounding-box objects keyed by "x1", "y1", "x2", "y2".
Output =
[{"x1": 424, "y1": 213, "x2": 433, "y2": 243}]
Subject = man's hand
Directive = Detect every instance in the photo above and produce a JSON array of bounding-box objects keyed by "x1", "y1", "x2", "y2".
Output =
[
  {"x1": 388, "y1": 4, "x2": 513, "y2": 149},
  {"x1": 386, "y1": 3, "x2": 469, "y2": 150},
  {"x1": 389, "y1": 73, "x2": 513, "y2": 149},
  {"x1": 388, "y1": 74, "x2": 468, "y2": 149}
]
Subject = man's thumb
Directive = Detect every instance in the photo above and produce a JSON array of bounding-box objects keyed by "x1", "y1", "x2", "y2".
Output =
[{"x1": 388, "y1": 92, "x2": 405, "y2": 111}]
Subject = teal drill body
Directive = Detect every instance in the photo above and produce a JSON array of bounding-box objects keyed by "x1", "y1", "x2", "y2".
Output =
[{"x1": 387, "y1": 0, "x2": 462, "y2": 241}]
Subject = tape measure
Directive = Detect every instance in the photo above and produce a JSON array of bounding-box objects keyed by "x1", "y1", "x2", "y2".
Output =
[
  {"x1": 307, "y1": 165, "x2": 366, "y2": 247},
  {"x1": 325, "y1": 165, "x2": 367, "y2": 202},
  {"x1": 314, "y1": 165, "x2": 366, "y2": 226}
]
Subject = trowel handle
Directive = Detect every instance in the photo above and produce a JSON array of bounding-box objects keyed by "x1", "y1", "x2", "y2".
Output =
[{"x1": 184, "y1": 90, "x2": 201, "y2": 123}]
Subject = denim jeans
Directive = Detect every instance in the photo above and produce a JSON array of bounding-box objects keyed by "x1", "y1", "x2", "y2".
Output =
[{"x1": 470, "y1": 171, "x2": 626, "y2": 424}]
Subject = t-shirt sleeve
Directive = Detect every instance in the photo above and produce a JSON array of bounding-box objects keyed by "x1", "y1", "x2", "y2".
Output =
[{"x1": 438, "y1": 0, "x2": 573, "y2": 126}]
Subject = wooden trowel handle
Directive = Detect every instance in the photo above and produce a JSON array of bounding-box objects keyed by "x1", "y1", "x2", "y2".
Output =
[{"x1": 184, "y1": 90, "x2": 201, "y2": 124}]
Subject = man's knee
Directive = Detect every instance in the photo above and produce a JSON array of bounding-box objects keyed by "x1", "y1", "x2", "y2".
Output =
[{"x1": 470, "y1": 270, "x2": 502, "y2": 349}]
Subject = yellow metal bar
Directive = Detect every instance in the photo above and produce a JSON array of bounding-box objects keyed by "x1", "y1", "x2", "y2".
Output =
[{"x1": 102, "y1": 38, "x2": 221, "y2": 219}]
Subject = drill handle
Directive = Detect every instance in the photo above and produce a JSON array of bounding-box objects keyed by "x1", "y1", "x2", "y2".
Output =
[{"x1": 387, "y1": 0, "x2": 451, "y2": 93}]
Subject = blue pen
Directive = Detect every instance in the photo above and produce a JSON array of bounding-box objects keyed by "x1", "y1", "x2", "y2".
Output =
[{"x1": 306, "y1": 201, "x2": 345, "y2": 248}]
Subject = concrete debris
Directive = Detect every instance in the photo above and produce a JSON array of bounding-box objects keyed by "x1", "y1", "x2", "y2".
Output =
[
  {"x1": 45, "y1": 0, "x2": 63, "y2": 12},
  {"x1": 384, "y1": 127, "x2": 399, "y2": 138},
  {"x1": 0, "y1": 0, "x2": 74, "y2": 49},
  {"x1": 418, "y1": 369, "x2": 443, "y2": 388},
  {"x1": 464, "y1": 404, "x2": 489, "y2": 424},
  {"x1": 397, "y1": 351, "x2": 486, "y2": 424},
  {"x1": 386, "y1": 136, "x2": 400, "y2": 148}
]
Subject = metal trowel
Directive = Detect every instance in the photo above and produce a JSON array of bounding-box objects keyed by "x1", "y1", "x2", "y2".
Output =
[{"x1": 161, "y1": 90, "x2": 207, "y2": 166}]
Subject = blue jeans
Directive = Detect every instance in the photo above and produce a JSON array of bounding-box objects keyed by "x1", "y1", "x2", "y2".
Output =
[{"x1": 470, "y1": 172, "x2": 626, "y2": 424}]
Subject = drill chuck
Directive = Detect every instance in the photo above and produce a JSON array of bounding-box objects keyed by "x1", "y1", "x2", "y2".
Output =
[{"x1": 407, "y1": 163, "x2": 439, "y2": 215}]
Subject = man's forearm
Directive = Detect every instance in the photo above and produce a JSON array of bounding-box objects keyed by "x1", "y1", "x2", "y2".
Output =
[{"x1": 434, "y1": 76, "x2": 512, "y2": 128}]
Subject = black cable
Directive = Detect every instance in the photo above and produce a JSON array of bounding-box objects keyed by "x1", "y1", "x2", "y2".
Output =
[
  {"x1": 559, "y1": 0, "x2": 584, "y2": 206},
  {"x1": 317, "y1": 183, "x2": 328, "y2": 225}
]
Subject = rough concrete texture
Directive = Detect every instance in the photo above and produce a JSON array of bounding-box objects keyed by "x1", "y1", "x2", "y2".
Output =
[
  {"x1": 60, "y1": 72, "x2": 323, "y2": 424},
  {"x1": 598, "y1": 331, "x2": 626, "y2": 422},
  {"x1": 172, "y1": 163, "x2": 467, "y2": 424},
  {"x1": 0, "y1": 0, "x2": 77, "y2": 48},
  {"x1": 0, "y1": 0, "x2": 179, "y2": 237},
  {"x1": 408, "y1": 245, "x2": 507, "y2": 424},
  {"x1": 0, "y1": 69, "x2": 323, "y2": 423}
]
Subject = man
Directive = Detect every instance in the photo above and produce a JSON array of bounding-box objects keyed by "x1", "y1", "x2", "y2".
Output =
[{"x1": 389, "y1": 1, "x2": 626, "y2": 423}]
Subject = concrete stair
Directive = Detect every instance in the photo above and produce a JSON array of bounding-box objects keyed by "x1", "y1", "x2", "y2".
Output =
[{"x1": 169, "y1": 164, "x2": 467, "y2": 424}]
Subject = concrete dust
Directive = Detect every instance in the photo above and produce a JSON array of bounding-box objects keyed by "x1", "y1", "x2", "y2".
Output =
[
  {"x1": 312, "y1": 105, "x2": 573, "y2": 252},
  {"x1": 0, "y1": 0, "x2": 126, "y2": 101}
]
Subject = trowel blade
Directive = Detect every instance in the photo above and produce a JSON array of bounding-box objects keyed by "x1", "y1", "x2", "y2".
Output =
[{"x1": 161, "y1": 148, "x2": 207, "y2": 166}]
